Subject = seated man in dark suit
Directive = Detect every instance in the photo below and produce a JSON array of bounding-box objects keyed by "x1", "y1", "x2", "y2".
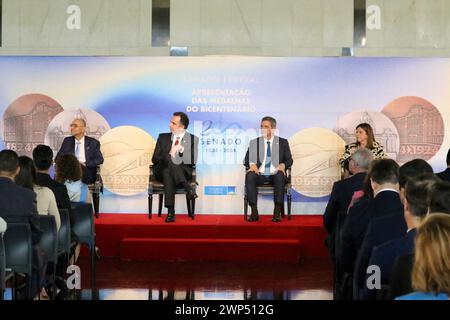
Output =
[
  {"x1": 152, "y1": 112, "x2": 199, "y2": 223},
  {"x1": 33, "y1": 145, "x2": 71, "y2": 213},
  {"x1": 389, "y1": 253, "x2": 414, "y2": 299},
  {"x1": 56, "y1": 118, "x2": 104, "y2": 185},
  {"x1": 340, "y1": 159, "x2": 401, "y2": 275},
  {"x1": 0, "y1": 149, "x2": 44, "y2": 299},
  {"x1": 436, "y1": 149, "x2": 450, "y2": 182},
  {"x1": 323, "y1": 148, "x2": 373, "y2": 255},
  {"x1": 363, "y1": 173, "x2": 438, "y2": 299},
  {"x1": 428, "y1": 180, "x2": 450, "y2": 214},
  {"x1": 244, "y1": 116, "x2": 293, "y2": 222},
  {"x1": 389, "y1": 181, "x2": 450, "y2": 298}
]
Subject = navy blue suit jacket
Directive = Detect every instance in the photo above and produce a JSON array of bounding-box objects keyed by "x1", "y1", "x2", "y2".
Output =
[
  {"x1": 340, "y1": 191, "x2": 403, "y2": 274},
  {"x1": 323, "y1": 172, "x2": 366, "y2": 235},
  {"x1": 57, "y1": 135, "x2": 104, "y2": 184},
  {"x1": 369, "y1": 228, "x2": 416, "y2": 284},
  {"x1": 243, "y1": 136, "x2": 293, "y2": 170},
  {"x1": 355, "y1": 211, "x2": 407, "y2": 298},
  {"x1": 0, "y1": 177, "x2": 41, "y2": 244}
]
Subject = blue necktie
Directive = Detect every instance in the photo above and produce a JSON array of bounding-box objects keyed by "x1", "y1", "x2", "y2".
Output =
[
  {"x1": 264, "y1": 141, "x2": 271, "y2": 176},
  {"x1": 75, "y1": 141, "x2": 81, "y2": 159}
]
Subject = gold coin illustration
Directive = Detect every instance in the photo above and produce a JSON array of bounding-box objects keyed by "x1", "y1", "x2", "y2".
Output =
[
  {"x1": 100, "y1": 126, "x2": 156, "y2": 196},
  {"x1": 289, "y1": 128, "x2": 345, "y2": 197}
]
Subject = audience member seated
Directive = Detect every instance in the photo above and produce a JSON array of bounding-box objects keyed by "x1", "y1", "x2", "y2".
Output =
[
  {"x1": 0, "y1": 149, "x2": 45, "y2": 299},
  {"x1": 15, "y1": 156, "x2": 61, "y2": 231},
  {"x1": 340, "y1": 159, "x2": 401, "y2": 275},
  {"x1": 428, "y1": 180, "x2": 450, "y2": 214},
  {"x1": 365, "y1": 173, "x2": 439, "y2": 299},
  {"x1": 398, "y1": 159, "x2": 434, "y2": 202},
  {"x1": 355, "y1": 159, "x2": 434, "y2": 299},
  {"x1": 390, "y1": 179, "x2": 450, "y2": 298},
  {"x1": 396, "y1": 213, "x2": 450, "y2": 300},
  {"x1": 55, "y1": 154, "x2": 88, "y2": 202},
  {"x1": 33, "y1": 145, "x2": 72, "y2": 213},
  {"x1": 347, "y1": 169, "x2": 374, "y2": 210},
  {"x1": 323, "y1": 148, "x2": 373, "y2": 255},
  {"x1": 436, "y1": 148, "x2": 450, "y2": 182}
]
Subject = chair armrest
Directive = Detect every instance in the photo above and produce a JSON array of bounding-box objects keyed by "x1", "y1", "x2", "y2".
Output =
[
  {"x1": 286, "y1": 167, "x2": 292, "y2": 184},
  {"x1": 149, "y1": 165, "x2": 155, "y2": 182},
  {"x1": 191, "y1": 165, "x2": 197, "y2": 184},
  {"x1": 88, "y1": 165, "x2": 103, "y2": 194},
  {"x1": 148, "y1": 165, "x2": 155, "y2": 194}
]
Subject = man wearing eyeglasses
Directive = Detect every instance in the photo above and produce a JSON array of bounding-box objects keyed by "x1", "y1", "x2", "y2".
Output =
[{"x1": 56, "y1": 118, "x2": 104, "y2": 185}]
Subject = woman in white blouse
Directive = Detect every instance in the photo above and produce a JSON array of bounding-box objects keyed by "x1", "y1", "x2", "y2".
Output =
[{"x1": 15, "y1": 156, "x2": 61, "y2": 231}]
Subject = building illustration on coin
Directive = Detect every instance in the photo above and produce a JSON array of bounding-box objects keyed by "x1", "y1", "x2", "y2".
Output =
[{"x1": 2, "y1": 94, "x2": 63, "y2": 157}]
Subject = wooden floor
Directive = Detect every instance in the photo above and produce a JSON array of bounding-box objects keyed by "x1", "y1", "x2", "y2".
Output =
[{"x1": 72, "y1": 256, "x2": 333, "y2": 300}]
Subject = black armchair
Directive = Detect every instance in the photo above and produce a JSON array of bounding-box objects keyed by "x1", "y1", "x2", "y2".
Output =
[
  {"x1": 243, "y1": 167, "x2": 292, "y2": 221},
  {"x1": 147, "y1": 164, "x2": 197, "y2": 220},
  {"x1": 3, "y1": 223, "x2": 33, "y2": 300}
]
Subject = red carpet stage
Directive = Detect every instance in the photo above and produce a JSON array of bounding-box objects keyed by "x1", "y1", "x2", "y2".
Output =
[{"x1": 95, "y1": 214, "x2": 327, "y2": 263}]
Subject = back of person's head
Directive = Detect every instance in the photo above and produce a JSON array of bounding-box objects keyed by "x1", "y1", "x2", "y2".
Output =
[
  {"x1": 370, "y1": 158, "x2": 399, "y2": 185},
  {"x1": 413, "y1": 213, "x2": 450, "y2": 295},
  {"x1": 399, "y1": 159, "x2": 434, "y2": 189},
  {"x1": 405, "y1": 173, "x2": 440, "y2": 218},
  {"x1": 446, "y1": 149, "x2": 450, "y2": 166},
  {"x1": 0, "y1": 149, "x2": 19, "y2": 174},
  {"x1": 55, "y1": 154, "x2": 82, "y2": 183},
  {"x1": 33, "y1": 145, "x2": 53, "y2": 171},
  {"x1": 350, "y1": 147, "x2": 373, "y2": 171},
  {"x1": 15, "y1": 156, "x2": 37, "y2": 191},
  {"x1": 428, "y1": 181, "x2": 450, "y2": 215}
]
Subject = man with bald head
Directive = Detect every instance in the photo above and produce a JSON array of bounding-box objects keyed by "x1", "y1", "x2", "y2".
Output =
[{"x1": 57, "y1": 118, "x2": 104, "y2": 185}]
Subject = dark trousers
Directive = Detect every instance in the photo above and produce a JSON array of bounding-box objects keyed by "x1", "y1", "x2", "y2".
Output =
[
  {"x1": 245, "y1": 171, "x2": 285, "y2": 205},
  {"x1": 155, "y1": 160, "x2": 191, "y2": 208}
]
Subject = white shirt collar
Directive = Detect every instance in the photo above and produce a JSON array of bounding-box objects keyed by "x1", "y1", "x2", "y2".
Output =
[
  {"x1": 75, "y1": 136, "x2": 85, "y2": 144},
  {"x1": 263, "y1": 136, "x2": 274, "y2": 144},
  {"x1": 374, "y1": 188, "x2": 398, "y2": 197},
  {"x1": 172, "y1": 130, "x2": 186, "y2": 141}
]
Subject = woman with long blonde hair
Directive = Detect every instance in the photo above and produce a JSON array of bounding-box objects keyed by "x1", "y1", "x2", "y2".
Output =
[{"x1": 396, "y1": 213, "x2": 450, "y2": 300}]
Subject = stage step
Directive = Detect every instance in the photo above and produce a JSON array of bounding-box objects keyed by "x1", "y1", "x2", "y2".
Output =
[{"x1": 120, "y1": 238, "x2": 301, "y2": 263}]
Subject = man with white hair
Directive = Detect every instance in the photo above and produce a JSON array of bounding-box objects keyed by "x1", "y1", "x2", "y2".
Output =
[{"x1": 324, "y1": 147, "x2": 374, "y2": 248}]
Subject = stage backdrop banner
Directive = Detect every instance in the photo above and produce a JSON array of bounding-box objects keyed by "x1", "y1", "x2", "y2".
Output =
[{"x1": 1, "y1": 57, "x2": 449, "y2": 215}]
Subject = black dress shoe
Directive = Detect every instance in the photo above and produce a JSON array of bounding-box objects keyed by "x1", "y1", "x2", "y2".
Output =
[
  {"x1": 272, "y1": 204, "x2": 282, "y2": 222},
  {"x1": 165, "y1": 212, "x2": 176, "y2": 223},
  {"x1": 272, "y1": 214, "x2": 282, "y2": 222},
  {"x1": 248, "y1": 205, "x2": 259, "y2": 222}
]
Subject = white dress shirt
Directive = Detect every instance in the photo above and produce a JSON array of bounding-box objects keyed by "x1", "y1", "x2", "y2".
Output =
[
  {"x1": 250, "y1": 136, "x2": 277, "y2": 175},
  {"x1": 374, "y1": 188, "x2": 399, "y2": 198},
  {"x1": 171, "y1": 131, "x2": 186, "y2": 153}
]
